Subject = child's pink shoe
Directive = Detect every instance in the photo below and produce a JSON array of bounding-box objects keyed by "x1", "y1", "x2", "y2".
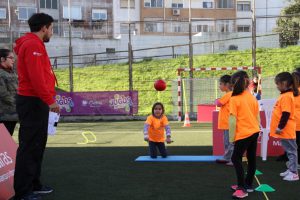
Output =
[{"x1": 232, "y1": 189, "x2": 248, "y2": 199}]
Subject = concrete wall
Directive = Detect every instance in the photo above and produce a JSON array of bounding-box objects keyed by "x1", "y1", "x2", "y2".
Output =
[{"x1": 47, "y1": 32, "x2": 279, "y2": 67}]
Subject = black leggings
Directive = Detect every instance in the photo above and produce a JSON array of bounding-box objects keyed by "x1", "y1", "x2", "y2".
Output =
[
  {"x1": 149, "y1": 141, "x2": 167, "y2": 158},
  {"x1": 296, "y1": 131, "x2": 300, "y2": 164},
  {"x1": 231, "y1": 133, "x2": 259, "y2": 189}
]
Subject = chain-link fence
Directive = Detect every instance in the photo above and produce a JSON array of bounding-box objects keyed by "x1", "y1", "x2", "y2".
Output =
[{"x1": 1, "y1": 14, "x2": 299, "y2": 116}]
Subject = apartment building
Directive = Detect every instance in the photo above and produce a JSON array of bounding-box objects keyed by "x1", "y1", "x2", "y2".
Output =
[
  {"x1": 0, "y1": 0, "x2": 291, "y2": 40},
  {"x1": 0, "y1": 0, "x2": 113, "y2": 40},
  {"x1": 140, "y1": 0, "x2": 290, "y2": 35},
  {"x1": 112, "y1": 0, "x2": 140, "y2": 39},
  {"x1": 140, "y1": 0, "x2": 237, "y2": 35}
]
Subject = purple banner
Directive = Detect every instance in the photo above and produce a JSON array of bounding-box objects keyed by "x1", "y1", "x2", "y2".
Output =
[{"x1": 56, "y1": 91, "x2": 138, "y2": 116}]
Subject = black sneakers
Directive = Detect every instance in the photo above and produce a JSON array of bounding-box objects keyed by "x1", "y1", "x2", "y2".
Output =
[{"x1": 33, "y1": 186, "x2": 54, "y2": 195}]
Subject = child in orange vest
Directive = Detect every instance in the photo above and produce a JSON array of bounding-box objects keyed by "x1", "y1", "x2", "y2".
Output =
[
  {"x1": 294, "y1": 68, "x2": 300, "y2": 168},
  {"x1": 215, "y1": 75, "x2": 234, "y2": 165},
  {"x1": 270, "y1": 72, "x2": 299, "y2": 181},
  {"x1": 229, "y1": 71, "x2": 260, "y2": 199},
  {"x1": 143, "y1": 102, "x2": 172, "y2": 158}
]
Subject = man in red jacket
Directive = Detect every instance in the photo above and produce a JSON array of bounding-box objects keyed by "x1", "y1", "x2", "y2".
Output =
[{"x1": 13, "y1": 13, "x2": 60, "y2": 200}]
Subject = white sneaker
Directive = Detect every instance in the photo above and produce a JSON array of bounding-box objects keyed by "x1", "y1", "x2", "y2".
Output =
[
  {"x1": 280, "y1": 169, "x2": 290, "y2": 177},
  {"x1": 283, "y1": 171, "x2": 299, "y2": 181},
  {"x1": 226, "y1": 161, "x2": 234, "y2": 166}
]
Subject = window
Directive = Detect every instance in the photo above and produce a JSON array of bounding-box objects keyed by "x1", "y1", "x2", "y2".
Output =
[
  {"x1": 144, "y1": 0, "x2": 163, "y2": 8},
  {"x1": 144, "y1": 18, "x2": 163, "y2": 32},
  {"x1": 63, "y1": 6, "x2": 82, "y2": 20},
  {"x1": 120, "y1": 23, "x2": 136, "y2": 34},
  {"x1": 106, "y1": 48, "x2": 115, "y2": 54},
  {"x1": 18, "y1": 7, "x2": 37, "y2": 20},
  {"x1": 63, "y1": 31, "x2": 82, "y2": 38},
  {"x1": 92, "y1": 9, "x2": 107, "y2": 20},
  {"x1": 196, "y1": 25, "x2": 209, "y2": 32},
  {"x1": 217, "y1": 0, "x2": 233, "y2": 8},
  {"x1": 0, "y1": 8, "x2": 6, "y2": 19},
  {"x1": 203, "y1": 2, "x2": 213, "y2": 8},
  {"x1": 237, "y1": 25, "x2": 250, "y2": 32},
  {"x1": 40, "y1": 0, "x2": 58, "y2": 9},
  {"x1": 120, "y1": 0, "x2": 135, "y2": 8},
  {"x1": 172, "y1": 3, "x2": 183, "y2": 8},
  {"x1": 174, "y1": 26, "x2": 181, "y2": 32},
  {"x1": 237, "y1": 1, "x2": 251, "y2": 11},
  {"x1": 217, "y1": 21, "x2": 231, "y2": 32}
]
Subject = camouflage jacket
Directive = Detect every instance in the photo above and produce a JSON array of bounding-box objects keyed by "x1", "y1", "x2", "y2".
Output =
[{"x1": 0, "y1": 68, "x2": 18, "y2": 121}]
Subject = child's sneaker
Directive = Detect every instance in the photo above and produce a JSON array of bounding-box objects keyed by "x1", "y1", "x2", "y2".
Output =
[
  {"x1": 231, "y1": 185, "x2": 254, "y2": 193},
  {"x1": 283, "y1": 171, "x2": 299, "y2": 181},
  {"x1": 232, "y1": 189, "x2": 248, "y2": 199},
  {"x1": 226, "y1": 161, "x2": 234, "y2": 166},
  {"x1": 280, "y1": 169, "x2": 290, "y2": 177}
]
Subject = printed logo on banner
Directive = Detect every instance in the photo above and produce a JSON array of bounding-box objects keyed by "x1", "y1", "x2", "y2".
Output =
[
  {"x1": 0, "y1": 152, "x2": 14, "y2": 183},
  {"x1": 82, "y1": 100, "x2": 103, "y2": 108},
  {"x1": 109, "y1": 94, "x2": 132, "y2": 112},
  {"x1": 56, "y1": 95, "x2": 74, "y2": 112}
]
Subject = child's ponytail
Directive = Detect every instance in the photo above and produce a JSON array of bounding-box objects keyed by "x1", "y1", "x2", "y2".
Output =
[
  {"x1": 291, "y1": 72, "x2": 299, "y2": 97},
  {"x1": 231, "y1": 71, "x2": 249, "y2": 96}
]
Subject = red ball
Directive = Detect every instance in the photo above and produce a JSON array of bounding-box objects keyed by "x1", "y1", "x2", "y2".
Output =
[{"x1": 154, "y1": 79, "x2": 167, "y2": 91}]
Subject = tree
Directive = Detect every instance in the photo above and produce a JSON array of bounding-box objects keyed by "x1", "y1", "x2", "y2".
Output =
[{"x1": 276, "y1": 0, "x2": 300, "y2": 47}]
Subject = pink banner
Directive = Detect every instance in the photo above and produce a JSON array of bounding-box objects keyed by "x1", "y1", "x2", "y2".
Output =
[
  {"x1": 213, "y1": 111, "x2": 284, "y2": 156},
  {"x1": 0, "y1": 124, "x2": 17, "y2": 200}
]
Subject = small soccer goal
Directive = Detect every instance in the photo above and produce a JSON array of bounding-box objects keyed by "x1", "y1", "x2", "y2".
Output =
[{"x1": 176, "y1": 66, "x2": 262, "y2": 121}]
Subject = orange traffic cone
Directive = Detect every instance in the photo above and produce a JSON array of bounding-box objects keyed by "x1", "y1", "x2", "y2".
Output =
[{"x1": 182, "y1": 112, "x2": 191, "y2": 127}]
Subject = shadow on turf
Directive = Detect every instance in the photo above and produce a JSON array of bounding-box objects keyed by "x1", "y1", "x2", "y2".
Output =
[{"x1": 41, "y1": 146, "x2": 299, "y2": 200}]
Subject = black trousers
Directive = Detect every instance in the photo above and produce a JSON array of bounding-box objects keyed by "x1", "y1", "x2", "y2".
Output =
[
  {"x1": 231, "y1": 133, "x2": 259, "y2": 189},
  {"x1": 14, "y1": 95, "x2": 49, "y2": 199},
  {"x1": 149, "y1": 141, "x2": 167, "y2": 158},
  {"x1": 0, "y1": 121, "x2": 17, "y2": 136},
  {"x1": 296, "y1": 131, "x2": 300, "y2": 164}
]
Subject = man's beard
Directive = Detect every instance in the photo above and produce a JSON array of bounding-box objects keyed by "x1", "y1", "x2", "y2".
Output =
[{"x1": 43, "y1": 35, "x2": 50, "y2": 43}]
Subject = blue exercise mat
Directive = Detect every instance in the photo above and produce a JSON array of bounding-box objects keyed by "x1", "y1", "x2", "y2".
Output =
[{"x1": 135, "y1": 155, "x2": 224, "y2": 162}]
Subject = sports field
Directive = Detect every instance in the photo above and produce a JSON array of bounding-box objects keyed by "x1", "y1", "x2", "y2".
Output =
[{"x1": 13, "y1": 121, "x2": 300, "y2": 200}]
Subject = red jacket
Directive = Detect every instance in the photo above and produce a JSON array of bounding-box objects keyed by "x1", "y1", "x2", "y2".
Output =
[{"x1": 14, "y1": 33, "x2": 56, "y2": 105}]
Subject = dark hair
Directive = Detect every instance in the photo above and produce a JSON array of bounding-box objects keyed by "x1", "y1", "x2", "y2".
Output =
[
  {"x1": 295, "y1": 67, "x2": 300, "y2": 74},
  {"x1": 231, "y1": 71, "x2": 249, "y2": 96},
  {"x1": 220, "y1": 75, "x2": 231, "y2": 84},
  {"x1": 0, "y1": 48, "x2": 11, "y2": 59},
  {"x1": 293, "y1": 68, "x2": 300, "y2": 82},
  {"x1": 28, "y1": 13, "x2": 54, "y2": 32},
  {"x1": 152, "y1": 102, "x2": 165, "y2": 116},
  {"x1": 275, "y1": 72, "x2": 299, "y2": 96}
]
